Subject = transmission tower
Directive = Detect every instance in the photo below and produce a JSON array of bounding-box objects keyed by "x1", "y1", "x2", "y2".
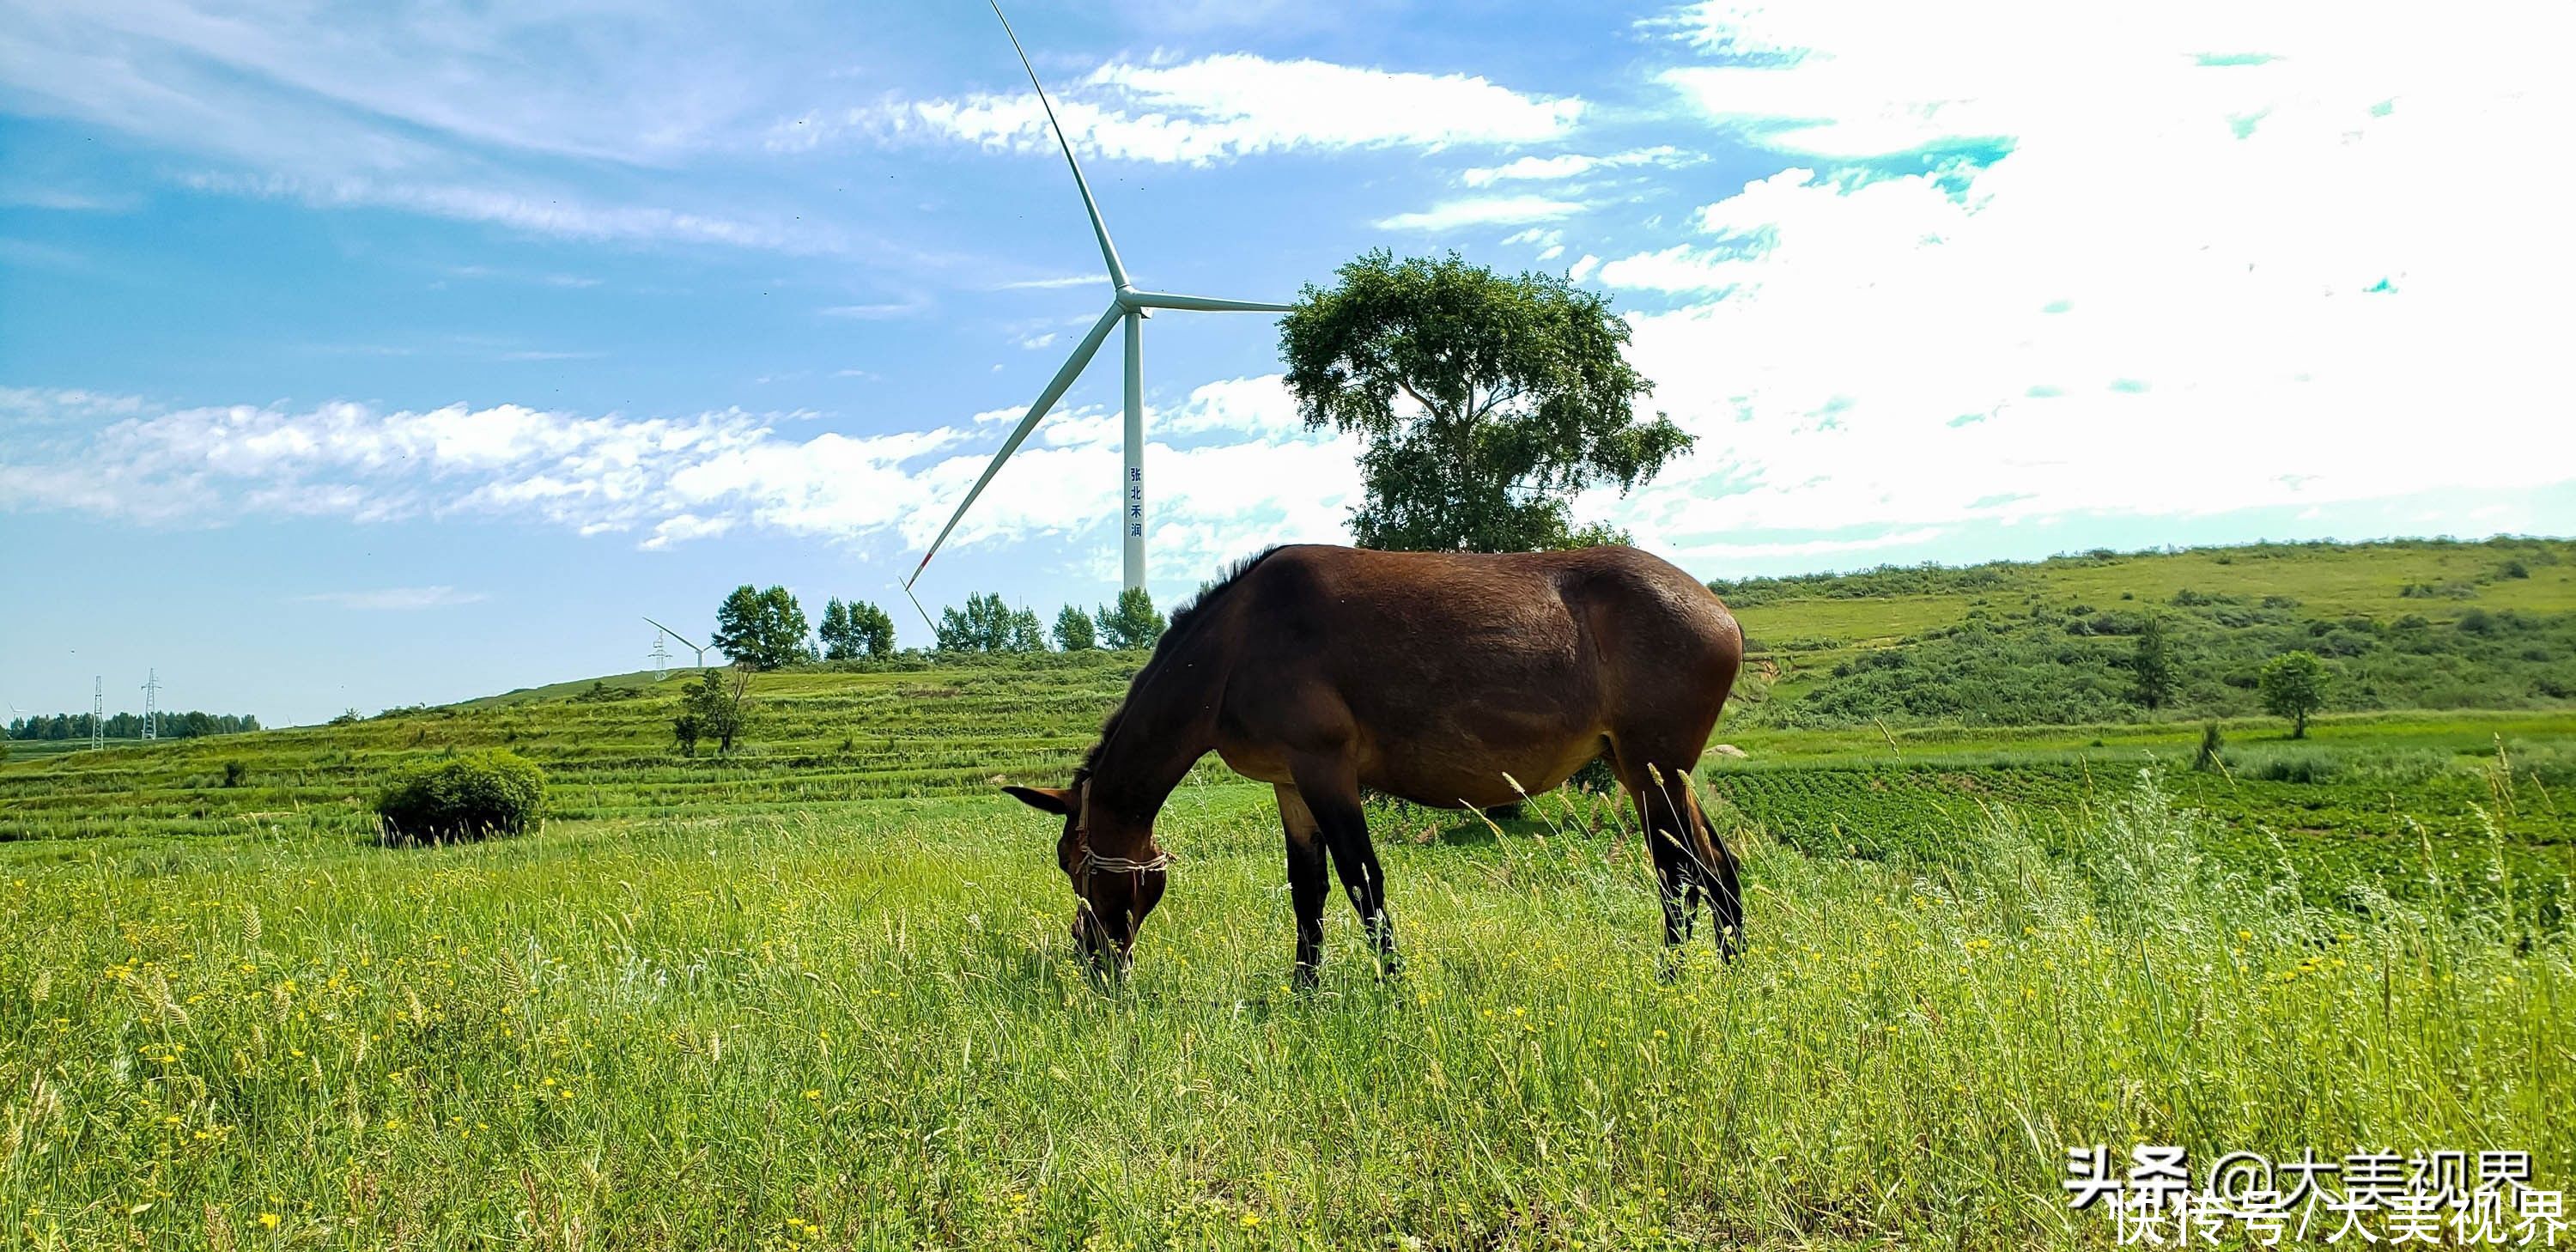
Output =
[
  {"x1": 650, "y1": 636, "x2": 671, "y2": 681},
  {"x1": 141, "y1": 669, "x2": 161, "y2": 742},
  {"x1": 643, "y1": 617, "x2": 709, "y2": 670},
  {"x1": 91, "y1": 677, "x2": 104, "y2": 751}
]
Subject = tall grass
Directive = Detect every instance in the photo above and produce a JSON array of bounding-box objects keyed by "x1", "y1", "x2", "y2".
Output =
[{"x1": 1, "y1": 776, "x2": 2567, "y2": 1248}]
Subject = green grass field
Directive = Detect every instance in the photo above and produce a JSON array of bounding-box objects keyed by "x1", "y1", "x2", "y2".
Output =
[{"x1": 5, "y1": 539, "x2": 2573, "y2": 1246}]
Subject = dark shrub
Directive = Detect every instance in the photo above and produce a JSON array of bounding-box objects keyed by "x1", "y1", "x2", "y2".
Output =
[
  {"x1": 221, "y1": 760, "x2": 247, "y2": 788},
  {"x1": 374, "y1": 751, "x2": 545, "y2": 844}
]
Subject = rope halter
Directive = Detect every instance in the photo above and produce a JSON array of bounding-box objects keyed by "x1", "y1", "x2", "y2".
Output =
[{"x1": 1067, "y1": 778, "x2": 1171, "y2": 934}]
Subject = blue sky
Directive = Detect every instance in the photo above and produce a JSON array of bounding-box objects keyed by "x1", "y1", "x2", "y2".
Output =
[{"x1": 3, "y1": 0, "x2": 2572, "y2": 726}]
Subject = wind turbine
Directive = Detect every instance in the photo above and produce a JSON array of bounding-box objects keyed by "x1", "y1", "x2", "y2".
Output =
[
  {"x1": 907, "y1": 2, "x2": 1293, "y2": 596},
  {"x1": 643, "y1": 617, "x2": 709, "y2": 670}
]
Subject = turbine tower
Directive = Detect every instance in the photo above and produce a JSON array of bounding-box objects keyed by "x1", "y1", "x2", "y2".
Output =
[{"x1": 908, "y1": 2, "x2": 1292, "y2": 596}]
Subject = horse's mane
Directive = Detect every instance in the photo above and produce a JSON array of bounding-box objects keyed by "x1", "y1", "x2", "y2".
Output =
[{"x1": 1080, "y1": 545, "x2": 1285, "y2": 775}]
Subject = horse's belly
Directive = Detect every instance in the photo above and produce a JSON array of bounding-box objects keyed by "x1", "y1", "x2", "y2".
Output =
[
  {"x1": 1358, "y1": 734, "x2": 1604, "y2": 810},
  {"x1": 1212, "y1": 740, "x2": 1297, "y2": 787}
]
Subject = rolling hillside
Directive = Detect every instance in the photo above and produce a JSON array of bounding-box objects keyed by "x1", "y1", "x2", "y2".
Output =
[
  {"x1": 5, "y1": 537, "x2": 2573, "y2": 850},
  {"x1": 1720, "y1": 535, "x2": 2576, "y2": 725}
]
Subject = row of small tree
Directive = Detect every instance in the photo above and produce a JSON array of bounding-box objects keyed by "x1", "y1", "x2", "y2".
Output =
[
  {"x1": 703, "y1": 583, "x2": 1172, "y2": 672},
  {"x1": 4, "y1": 710, "x2": 261, "y2": 741},
  {"x1": 935, "y1": 587, "x2": 1164, "y2": 654}
]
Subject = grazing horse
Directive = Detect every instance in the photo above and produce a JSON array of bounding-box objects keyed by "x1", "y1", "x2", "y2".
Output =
[{"x1": 1005, "y1": 543, "x2": 1747, "y2": 981}]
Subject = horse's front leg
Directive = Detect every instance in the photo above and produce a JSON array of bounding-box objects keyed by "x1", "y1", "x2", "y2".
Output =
[{"x1": 1275, "y1": 785, "x2": 1330, "y2": 988}]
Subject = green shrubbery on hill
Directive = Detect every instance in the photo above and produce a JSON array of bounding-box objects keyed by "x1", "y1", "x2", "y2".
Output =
[
  {"x1": 1726, "y1": 538, "x2": 2576, "y2": 727},
  {"x1": 373, "y1": 750, "x2": 546, "y2": 844},
  {"x1": 1758, "y1": 594, "x2": 2576, "y2": 727}
]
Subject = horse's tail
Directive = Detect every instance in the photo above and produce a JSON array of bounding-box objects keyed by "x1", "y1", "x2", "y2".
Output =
[{"x1": 1684, "y1": 787, "x2": 1746, "y2": 951}]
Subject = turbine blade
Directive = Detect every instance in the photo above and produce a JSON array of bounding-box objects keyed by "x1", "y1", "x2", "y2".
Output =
[
  {"x1": 908, "y1": 301, "x2": 1127, "y2": 588},
  {"x1": 642, "y1": 617, "x2": 702, "y2": 653},
  {"x1": 1127, "y1": 289, "x2": 1295, "y2": 313},
  {"x1": 991, "y1": 2, "x2": 1128, "y2": 290}
]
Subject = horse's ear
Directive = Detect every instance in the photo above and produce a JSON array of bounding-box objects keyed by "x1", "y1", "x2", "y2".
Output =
[{"x1": 1002, "y1": 785, "x2": 1076, "y2": 817}]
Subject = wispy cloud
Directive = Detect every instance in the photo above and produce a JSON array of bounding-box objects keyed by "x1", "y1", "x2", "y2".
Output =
[
  {"x1": 1461, "y1": 147, "x2": 1684, "y2": 187},
  {"x1": 187, "y1": 173, "x2": 845, "y2": 254},
  {"x1": 0, "y1": 238, "x2": 87, "y2": 270},
  {"x1": 818, "y1": 301, "x2": 924, "y2": 320},
  {"x1": 778, "y1": 53, "x2": 1583, "y2": 166},
  {"x1": 295, "y1": 586, "x2": 488, "y2": 611},
  {"x1": 1375, "y1": 195, "x2": 1584, "y2": 232}
]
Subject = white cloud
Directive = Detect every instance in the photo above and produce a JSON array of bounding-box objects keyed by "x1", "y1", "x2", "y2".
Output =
[
  {"x1": 782, "y1": 54, "x2": 1583, "y2": 165},
  {"x1": 1585, "y1": 0, "x2": 2576, "y2": 567},
  {"x1": 1376, "y1": 195, "x2": 1584, "y2": 232},
  {"x1": 1461, "y1": 147, "x2": 1685, "y2": 186},
  {"x1": 295, "y1": 586, "x2": 487, "y2": 611},
  {"x1": 0, "y1": 376, "x2": 1352, "y2": 574}
]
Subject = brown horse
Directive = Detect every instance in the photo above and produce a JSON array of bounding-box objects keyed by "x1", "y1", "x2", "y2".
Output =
[{"x1": 1005, "y1": 543, "x2": 1747, "y2": 981}]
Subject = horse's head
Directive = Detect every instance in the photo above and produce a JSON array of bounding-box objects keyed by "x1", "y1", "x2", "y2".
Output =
[{"x1": 1005, "y1": 770, "x2": 1166, "y2": 971}]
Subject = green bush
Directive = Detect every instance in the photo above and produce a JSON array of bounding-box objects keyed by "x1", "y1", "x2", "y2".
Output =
[
  {"x1": 374, "y1": 751, "x2": 546, "y2": 845},
  {"x1": 2223, "y1": 746, "x2": 2341, "y2": 784}
]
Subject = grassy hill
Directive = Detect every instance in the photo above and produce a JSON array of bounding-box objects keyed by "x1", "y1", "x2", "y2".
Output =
[
  {"x1": 0, "y1": 653, "x2": 1149, "y2": 845},
  {"x1": 1720, "y1": 536, "x2": 2576, "y2": 725}
]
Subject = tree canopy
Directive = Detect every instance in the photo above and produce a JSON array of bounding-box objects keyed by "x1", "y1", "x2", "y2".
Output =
[
  {"x1": 1095, "y1": 587, "x2": 1165, "y2": 652},
  {"x1": 1279, "y1": 250, "x2": 1690, "y2": 552},
  {"x1": 713, "y1": 586, "x2": 814, "y2": 671},
  {"x1": 938, "y1": 593, "x2": 1045, "y2": 654},
  {"x1": 2258, "y1": 650, "x2": 2330, "y2": 738},
  {"x1": 682, "y1": 665, "x2": 756, "y2": 756},
  {"x1": 1053, "y1": 605, "x2": 1097, "y2": 652},
  {"x1": 819, "y1": 598, "x2": 897, "y2": 661}
]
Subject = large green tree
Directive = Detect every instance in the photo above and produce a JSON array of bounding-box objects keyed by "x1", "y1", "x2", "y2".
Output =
[
  {"x1": 2131, "y1": 614, "x2": 2177, "y2": 710},
  {"x1": 1053, "y1": 605, "x2": 1097, "y2": 652},
  {"x1": 849, "y1": 601, "x2": 896, "y2": 659},
  {"x1": 713, "y1": 586, "x2": 814, "y2": 670},
  {"x1": 1279, "y1": 250, "x2": 1691, "y2": 552},
  {"x1": 818, "y1": 598, "x2": 897, "y2": 660},
  {"x1": 1095, "y1": 587, "x2": 1165, "y2": 652},
  {"x1": 2258, "y1": 650, "x2": 2329, "y2": 738},
  {"x1": 682, "y1": 665, "x2": 755, "y2": 757},
  {"x1": 818, "y1": 599, "x2": 853, "y2": 659}
]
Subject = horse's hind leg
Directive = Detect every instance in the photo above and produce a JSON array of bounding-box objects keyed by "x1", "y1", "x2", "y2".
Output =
[
  {"x1": 1612, "y1": 743, "x2": 1746, "y2": 959},
  {"x1": 1690, "y1": 787, "x2": 1747, "y2": 956},
  {"x1": 1274, "y1": 784, "x2": 1330, "y2": 987},
  {"x1": 1641, "y1": 791, "x2": 1696, "y2": 949},
  {"x1": 1289, "y1": 756, "x2": 1400, "y2": 975}
]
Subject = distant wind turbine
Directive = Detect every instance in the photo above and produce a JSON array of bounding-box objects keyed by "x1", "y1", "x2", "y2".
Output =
[
  {"x1": 643, "y1": 617, "x2": 709, "y2": 670},
  {"x1": 908, "y1": 1, "x2": 1293, "y2": 596}
]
